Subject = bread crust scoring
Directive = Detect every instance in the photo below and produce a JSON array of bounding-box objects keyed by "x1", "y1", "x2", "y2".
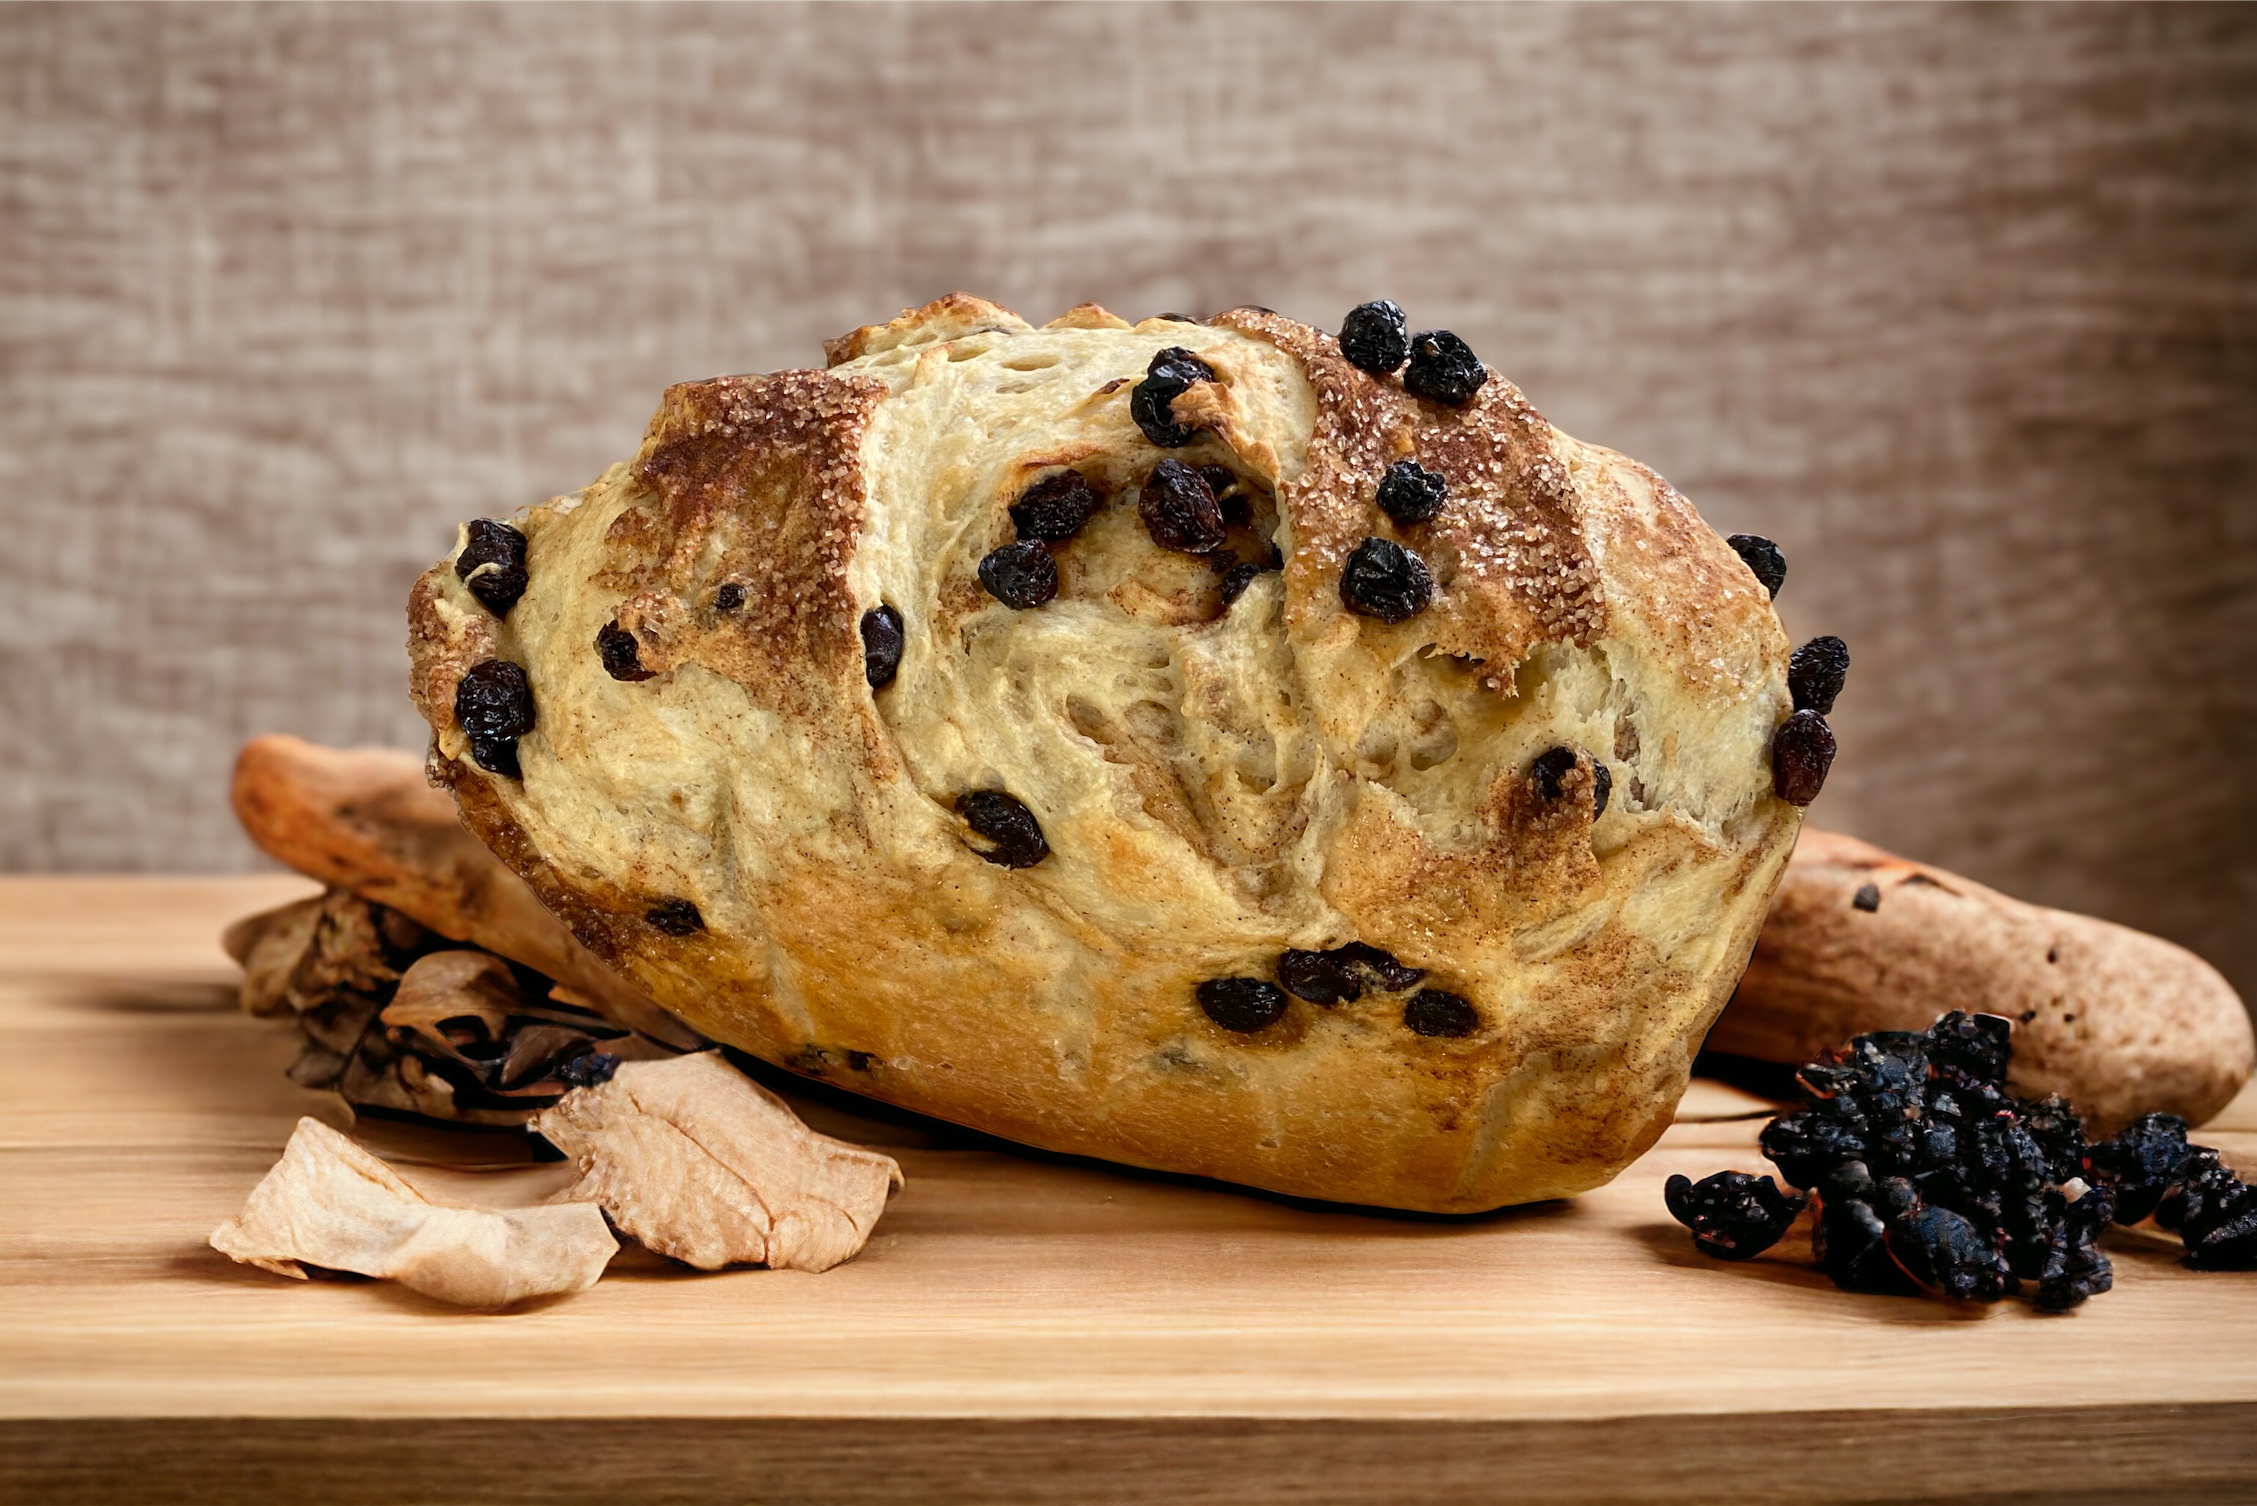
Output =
[{"x1": 408, "y1": 296, "x2": 1801, "y2": 1211}]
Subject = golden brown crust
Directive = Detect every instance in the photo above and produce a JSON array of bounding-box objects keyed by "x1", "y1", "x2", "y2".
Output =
[
  {"x1": 405, "y1": 296, "x2": 1802, "y2": 1211},
  {"x1": 1711, "y1": 828, "x2": 2255, "y2": 1133}
]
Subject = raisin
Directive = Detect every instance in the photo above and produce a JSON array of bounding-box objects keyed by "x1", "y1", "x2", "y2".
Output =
[
  {"x1": 1591, "y1": 762, "x2": 1612, "y2": 818},
  {"x1": 554, "y1": 1051, "x2": 619, "y2": 1089},
  {"x1": 1665, "y1": 1171, "x2": 1806, "y2": 1261},
  {"x1": 1338, "y1": 300, "x2": 1409, "y2": 375},
  {"x1": 1278, "y1": 948, "x2": 1361, "y2": 1006},
  {"x1": 1530, "y1": 746, "x2": 1579, "y2": 801},
  {"x1": 1401, "y1": 330, "x2": 1488, "y2": 407},
  {"x1": 1338, "y1": 537, "x2": 1433, "y2": 622},
  {"x1": 1338, "y1": 943, "x2": 1425, "y2": 991},
  {"x1": 1926, "y1": 1011, "x2": 2011, "y2": 1088},
  {"x1": 1219, "y1": 561, "x2": 1268, "y2": 608},
  {"x1": 646, "y1": 899, "x2": 704, "y2": 936},
  {"x1": 1814, "y1": 1179, "x2": 1913, "y2": 1294},
  {"x1": 1129, "y1": 347, "x2": 1215, "y2": 448},
  {"x1": 1010, "y1": 471, "x2": 1104, "y2": 542},
  {"x1": 1375, "y1": 459, "x2": 1447, "y2": 525},
  {"x1": 978, "y1": 541, "x2": 1059, "y2": 609},
  {"x1": 454, "y1": 660, "x2": 534, "y2": 776},
  {"x1": 1789, "y1": 635, "x2": 1850, "y2": 715},
  {"x1": 1887, "y1": 1204, "x2": 2013, "y2": 1302},
  {"x1": 596, "y1": 620, "x2": 656, "y2": 682},
  {"x1": 454, "y1": 519, "x2": 529, "y2": 617},
  {"x1": 1138, "y1": 459, "x2": 1228, "y2": 555},
  {"x1": 714, "y1": 582, "x2": 746, "y2": 612},
  {"x1": 2090, "y1": 1113, "x2": 2198, "y2": 1225},
  {"x1": 1197, "y1": 977, "x2": 1288, "y2": 1033},
  {"x1": 960, "y1": 790, "x2": 1049, "y2": 868},
  {"x1": 1771, "y1": 709, "x2": 1835, "y2": 805},
  {"x1": 1726, "y1": 534, "x2": 1787, "y2": 598},
  {"x1": 1403, "y1": 989, "x2": 1477, "y2": 1038},
  {"x1": 860, "y1": 604, "x2": 905, "y2": 688},
  {"x1": 1852, "y1": 882, "x2": 1881, "y2": 912}
]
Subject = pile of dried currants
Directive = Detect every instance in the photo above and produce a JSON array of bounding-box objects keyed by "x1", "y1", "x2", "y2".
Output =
[{"x1": 1666, "y1": 1010, "x2": 2256, "y2": 1310}]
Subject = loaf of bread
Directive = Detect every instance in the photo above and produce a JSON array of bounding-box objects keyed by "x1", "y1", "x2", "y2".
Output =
[
  {"x1": 1709, "y1": 828, "x2": 2253, "y2": 1135},
  {"x1": 405, "y1": 295, "x2": 1807, "y2": 1212}
]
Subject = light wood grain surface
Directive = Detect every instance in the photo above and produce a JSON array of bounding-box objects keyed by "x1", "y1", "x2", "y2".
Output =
[
  {"x1": 3, "y1": 877, "x2": 2255, "y2": 1504},
  {"x1": 2, "y1": 4, "x2": 2253, "y2": 1016}
]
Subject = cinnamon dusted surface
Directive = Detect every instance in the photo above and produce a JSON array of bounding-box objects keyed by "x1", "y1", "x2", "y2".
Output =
[{"x1": 4, "y1": 877, "x2": 2255, "y2": 1505}]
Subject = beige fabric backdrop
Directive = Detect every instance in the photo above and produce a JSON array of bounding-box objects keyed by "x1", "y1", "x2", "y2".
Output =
[{"x1": 4, "y1": 3, "x2": 2252, "y2": 1002}]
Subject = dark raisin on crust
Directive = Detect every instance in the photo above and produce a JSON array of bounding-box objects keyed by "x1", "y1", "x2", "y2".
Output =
[
  {"x1": 1130, "y1": 346, "x2": 1215, "y2": 448},
  {"x1": 1338, "y1": 300, "x2": 1410, "y2": 375},
  {"x1": 714, "y1": 582, "x2": 747, "y2": 612},
  {"x1": 959, "y1": 790, "x2": 1050, "y2": 868},
  {"x1": 554, "y1": 1050, "x2": 620, "y2": 1089},
  {"x1": 1664, "y1": 1171, "x2": 1807, "y2": 1261},
  {"x1": 978, "y1": 541, "x2": 1059, "y2": 609},
  {"x1": 1403, "y1": 989, "x2": 1478, "y2": 1038},
  {"x1": 860, "y1": 604, "x2": 905, "y2": 688},
  {"x1": 1009, "y1": 471, "x2": 1105, "y2": 542},
  {"x1": 596, "y1": 620, "x2": 657, "y2": 682},
  {"x1": 646, "y1": 898, "x2": 704, "y2": 936},
  {"x1": 1789, "y1": 636, "x2": 1851, "y2": 715},
  {"x1": 1139, "y1": 459, "x2": 1228, "y2": 555},
  {"x1": 1339, "y1": 537, "x2": 1433, "y2": 622},
  {"x1": 1277, "y1": 943, "x2": 1425, "y2": 1005},
  {"x1": 1726, "y1": 534, "x2": 1787, "y2": 598},
  {"x1": 453, "y1": 660, "x2": 535, "y2": 776},
  {"x1": 1375, "y1": 459, "x2": 1447, "y2": 525},
  {"x1": 1852, "y1": 882, "x2": 1882, "y2": 912},
  {"x1": 1533, "y1": 746, "x2": 1607, "y2": 815},
  {"x1": 1401, "y1": 330, "x2": 1488, "y2": 408},
  {"x1": 1772, "y1": 710, "x2": 1836, "y2": 806},
  {"x1": 454, "y1": 519, "x2": 529, "y2": 617},
  {"x1": 1196, "y1": 977, "x2": 1288, "y2": 1033}
]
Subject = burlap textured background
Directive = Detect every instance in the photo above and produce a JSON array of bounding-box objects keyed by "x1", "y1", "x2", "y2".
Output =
[{"x1": 4, "y1": 3, "x2": 2252, "y2": 1001}]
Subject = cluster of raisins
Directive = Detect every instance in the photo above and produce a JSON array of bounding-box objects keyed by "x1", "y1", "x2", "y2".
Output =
[
  {"x1": 1198, "y1": 944, "x2": 1477, "y2": 1040},
  {"x1": 1667, "y1": 1010, "x2": 2257, "y2": 1310},
  {"x1": 1336, "y1": 301, "x2": 1490, "y2": 408},
  {"x1": 980, "y1": 469, "x2": 1104, "y2": 611},
  {"x1": 1717, "y1": 531, "x2": 1847, "y2": 808}
]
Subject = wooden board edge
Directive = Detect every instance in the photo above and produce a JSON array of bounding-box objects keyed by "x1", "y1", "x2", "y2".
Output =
[{"x1": 4, "y1": 1406, "x2": 2255, "y2": 1506}]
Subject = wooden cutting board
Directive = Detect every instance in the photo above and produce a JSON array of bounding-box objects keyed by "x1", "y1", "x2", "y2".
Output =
[{"x1": 3, "y1": 876, "x2": 2253, "y2": 1505}]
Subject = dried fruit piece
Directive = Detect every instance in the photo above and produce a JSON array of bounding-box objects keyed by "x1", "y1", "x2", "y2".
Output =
[
  {"x1": 1138, "y1": 459, "x2": 1228, "y2": 555},
  {"x1": 1771, "y1": 709, "x2": 1835, "y2": 805},
  {"x1": 1851, "y1": 882, "x2": 1881, "y2": 912},
  {"x1": 210, "y1": 1116, "x2": 616, "y2": 1307},
  {"x1": 1888, "y1": 1203, "x2": 2013, "y2": 1303},
  {"x1": 454, "y1": 660, "x2": 535, "y2": 778},
  {"x1": 1339, "y1": 537, "x2": 1433, "y2": 622},
  {"x1": 1278, "y1": 948, "x2": 1359, "y2": 1006},
  {"x1": 1218, "y1": 561, "x2": 1269, "y2": 608},
  {"x1": 1338, "y1": 300, "x2": 1410, "y2": 375},
  {"x1": 1726, "y1": 534, "x2": 1787, "y2": 598},
  {"x1": 454, "y1": 519, "x2": 529, "y2": 618},
  {"x1": 1664, "y1": 1171, "x2": 1806, "y2": 1261},
  {"x1": 596, "y1": 620, "x2": 656, "y2": 682},
  {"x1": 1009, "y1": 471, "x2": 1104, "y2": 541},
  {"x1": 859, "y1": 605, "x2": 904, "y2": 688},
  {"x1": 1402, "y1": 330, "x2": 1488, "y2": 407},
  {"x1": 1198, "y1": 464, "x2": 1254, "y2": 526},
  {"x1": 1129, "y1": 346, "x2": 1215, "y2": 448},
  {"x1": 532, "y1": 1052, "x2": 903, "y2": 1273},
  {"x1": 1789, "y1": 635, "x2": 1850, "y2": 715},
  {"x1": 646, "y1": 899, "x2": 704, "y2": 936},
  {"x1": 1197, "y1": 977, "x2": 1287, "y2": 1032},
  {"x1": 1591, "y1": 763, "x2": 1612, "y2": 818},
  {"x1": 978, "y1": 541, "x2": 1059, "y2": 609},
  {"x1": 714, "y1": 582, "x2": 747, "y2": 612},
  {"x1": 1404, "y1": 989, "x2": 1477, "y2": 1038},
  {"x1": 960, "y1": 790, "x2": 1049, "y2": 868},
  {"x1": 1376, "y1": 459, "x2": 1447, "y2": 524}
]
